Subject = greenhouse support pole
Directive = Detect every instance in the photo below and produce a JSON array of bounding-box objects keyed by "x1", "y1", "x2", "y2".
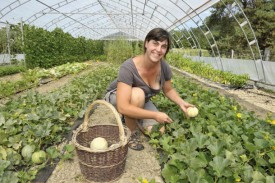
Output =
[
  {"x1": 20, "y1": 18, "x2": 24, "y2": 47},
  {"x1": 6, "y1": 22, "x2": 11, "y2": 64},
  {"x1": 20, "y1": 17, "x2": 26, "y2": 67}
]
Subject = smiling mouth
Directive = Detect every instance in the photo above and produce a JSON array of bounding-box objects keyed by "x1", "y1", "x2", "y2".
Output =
[{"x1": 152, "y1": 52, "x2": 161, "y2": 57}]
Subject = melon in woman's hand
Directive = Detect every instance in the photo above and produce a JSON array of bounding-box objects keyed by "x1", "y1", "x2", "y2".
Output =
[
  {"x1": 90, "y1": 137, "x2": 108, "y2": 150},
  {"x1": 187, "y1": 107, "x2": 199, "y2": 117}
]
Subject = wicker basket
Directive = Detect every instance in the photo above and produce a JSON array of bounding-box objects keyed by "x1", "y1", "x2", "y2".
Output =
[{"x1": 72, "y1": 100, "x2": 131, "y2": 182}]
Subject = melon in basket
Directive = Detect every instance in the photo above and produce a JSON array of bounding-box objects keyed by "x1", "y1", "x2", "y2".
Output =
[{"x1": 90, "y1": 137, "x2": 108, "y2": 150}]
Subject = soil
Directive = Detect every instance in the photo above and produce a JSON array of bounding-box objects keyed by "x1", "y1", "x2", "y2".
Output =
[{"x1": 1, "y1": 62, "x2": 275, "y2": 183}]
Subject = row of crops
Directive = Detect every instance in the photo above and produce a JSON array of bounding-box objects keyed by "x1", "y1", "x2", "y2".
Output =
[
  {"x1": 167, "y1": 53, "x2": 249, "y2": 88},
  {"x1": 0, "y1": 62, "x2": 89, "y2": 99},
  {"x1": 0, "y1": 60, "x2": 274, "y2": 183},
  {"x1": 151, "y1": 75, "x2": 275, "y2": 183},
  {"x1": 0, "y1": 64, "x2": 117, "y2": 183}
]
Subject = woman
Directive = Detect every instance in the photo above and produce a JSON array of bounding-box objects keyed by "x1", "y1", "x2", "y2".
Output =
[{"x1": 104, "y1": 28, "x2": 194, "y2": 150}]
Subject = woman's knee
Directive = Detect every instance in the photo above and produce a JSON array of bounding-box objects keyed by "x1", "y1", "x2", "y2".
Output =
[{"x1": 131, "y1": 87, "x2": 145, "y2": 107}]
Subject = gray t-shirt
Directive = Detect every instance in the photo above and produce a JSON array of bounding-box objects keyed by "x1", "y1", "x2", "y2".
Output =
[{"x1": 107, "y1": 58, "x2": 172, "y2": 102}]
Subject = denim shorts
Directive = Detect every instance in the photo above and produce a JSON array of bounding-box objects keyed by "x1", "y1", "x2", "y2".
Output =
[{"x1": 104, "y1": 89, "x2": 159, "y2": 128}]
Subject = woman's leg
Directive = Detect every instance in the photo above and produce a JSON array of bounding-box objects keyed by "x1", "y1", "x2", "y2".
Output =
[
  {"x1": 104, "y1": 88, "x2": 163, "y2": 133},
  {"x1": 124, "y1": 87, "x2": 145, "y2": 132},
  {"x1": 104, "y1": 88, "x2": 145, "y2": 150}
]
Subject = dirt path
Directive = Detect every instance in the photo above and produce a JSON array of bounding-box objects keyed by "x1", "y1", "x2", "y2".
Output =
[{"x1": 1, "y1": 62, "x2": 275, "y2": 183}]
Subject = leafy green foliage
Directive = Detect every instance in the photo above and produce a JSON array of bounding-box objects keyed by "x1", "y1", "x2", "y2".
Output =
[
  {"x1": 150, "y1": 74, "x2": 275, "y2": 182},
  {"x1": 0, "y1": 64, "x2": 26, "y2": 77},
  {"x1": 23, "y1": 25, "x2": 105, "y2": 69},
  {"x1": 0, "y1": 23, "x2": 24, "y2": 54},
  {"x1": 205, "y1": 0, "x2": 275, "y2": 60},
  {"x1": 167, "y1": 52, "x2": 249, "y2": 88},
  {"x1": 0, "y1": 62, "x2": 88, "y2": 98},
  {"x1": 105, "y1": 39, "x2": 134, "y2": 64},
  {"x1": 133, "y1": 40, "x2": 143, "y2": 56},
  {"x1": 172, "y1": 48, "x2": 210, "y2": 57},
  {"x1": 170, "y1": 0, "x2": 275, "y2": 60},
  {"x1": 241, "y1": 0, "x2": 275, "y2": 53}
]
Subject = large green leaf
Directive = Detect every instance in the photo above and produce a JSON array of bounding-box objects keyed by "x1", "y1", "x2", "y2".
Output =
[
  {"x1": 0, "y1": 171, "x2": 18, "y2": 183},
  {"x1": 242, "y1": 164, "x2": 253, "y2": 182},
  {"x1": 6, "y1": 148, "x2": 21, "y2": 165},
  {"x1": 180, "y1": 139, "x2": 198, "y2": 156},
  {"x1": 266, "y1": 176, "x2": 275, "y2": 183},
  {"x1": 254, "y1": 138, "x2": 269, "y2": 149},
  {"x1": 0, "y1": 131, "x2": 8, "y2": 145},
  {"x1": 8, "y1": 134, "x2": 22, "y2": 150},
  {"x1": 0, "y1": 160, "x2": 10, "y2": 176},
  {"x1": 267, "y1": 151, "x2": 275, "y2": 164},
  {"x1": 167, "y1": 153, "x2": 186, "y2": 170},
  {"x1": 0, "y1": 113, "x2": 5, "y2": 126},
  {"x1": 207, "y1": 140, "x2": 225, "y2": 156},
  {"x1": 193, "y1": 133, "x2": 210, "y2": 149},
  {"x1": 209, "y1": 156, "x2": 232, "y2": 177},
  {"x1": 225, "y1": 150, "x2": 236, "y2": 162},
  {"x1": 159, "y1": 135, "x2": 175, "y2": 154},
  {"x1": 162, "y1": 164, "x2": 182, "y2": 183},
  {"x1": 244, "y1": 141, "x2": 260, "y2": 153},
  {"x1": 186, "y1": 168, "x2": 211, "y2": 183},
  {"x1": 252, "y1": 171, "x2": 266, "y2": 182},
  {"x1": 189, "y1": 152, "x2": 209, "y2": 169}
]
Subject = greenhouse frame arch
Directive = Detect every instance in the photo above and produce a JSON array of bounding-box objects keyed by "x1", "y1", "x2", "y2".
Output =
[{"x1": 1, "y1": 0, "x2": 275, "y2": 90}]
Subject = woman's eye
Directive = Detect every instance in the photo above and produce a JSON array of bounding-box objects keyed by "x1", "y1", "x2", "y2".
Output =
[{"x1": 153, "y1": 42, "x2": 158, "y2": 45}]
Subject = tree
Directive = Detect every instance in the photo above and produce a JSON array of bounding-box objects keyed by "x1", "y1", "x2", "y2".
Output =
[
  {"x1": 242, "y1": 0, "x2": 275, "y2": 51},
  {"x1": 204, "y1": 0, "x2": 275, "y2": 60},
  {"x1": 0, "y1": 24, "x2": 24, "y2": 54}
]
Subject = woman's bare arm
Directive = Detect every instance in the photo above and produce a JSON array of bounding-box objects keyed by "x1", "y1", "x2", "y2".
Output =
[{"x1": 162, "y1": 80, "x2": 193, "y2": 114}]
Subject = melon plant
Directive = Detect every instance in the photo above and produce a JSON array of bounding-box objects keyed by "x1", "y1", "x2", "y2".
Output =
[
  {"x1": 21, "y1": 145, "x2": 35, "y2": 159},
  {"x1": 151, "y1": 75, "x2": 275, "y2": 183},
  {"x1": 31, "y1": 150, "x2": 47, "y2": 164}
]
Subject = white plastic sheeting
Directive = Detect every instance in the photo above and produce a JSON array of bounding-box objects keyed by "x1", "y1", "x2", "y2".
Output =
[
  {"x1": 189, "y1": 56, "x2": 275, "y2": 87},
  {"x1": 1, "y1": 0, "x2": 220, "y2": 40},
  {"x1": 0, "y1": 54, "x2": 25, "y2": 64}
]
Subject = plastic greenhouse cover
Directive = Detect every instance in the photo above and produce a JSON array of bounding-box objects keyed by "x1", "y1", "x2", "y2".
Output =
[{"x1": 1, "y1": 0, "x2": 220, "y2": 40}]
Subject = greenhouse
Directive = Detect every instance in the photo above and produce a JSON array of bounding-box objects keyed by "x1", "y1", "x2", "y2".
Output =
[{"x1": 0, "y1": 0, "x2": 274, "y2": 183}]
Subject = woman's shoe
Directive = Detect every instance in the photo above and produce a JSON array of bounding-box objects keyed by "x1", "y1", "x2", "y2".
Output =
[{"x1": 128, "y1": 130, "x2": 144, "y2": 151}]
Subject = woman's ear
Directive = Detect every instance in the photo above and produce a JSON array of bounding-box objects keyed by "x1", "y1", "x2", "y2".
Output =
[
  {"x1": 145, "y1": 40, "x2": 150, "y2": 48},
  {"x1": 144, "y1": 41, "x2": 148, "y2": 53}
]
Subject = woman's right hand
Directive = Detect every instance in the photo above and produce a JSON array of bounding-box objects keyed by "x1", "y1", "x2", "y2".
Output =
[{"x1": 155, "y1": 112, "x2": 173, "y2": 124}]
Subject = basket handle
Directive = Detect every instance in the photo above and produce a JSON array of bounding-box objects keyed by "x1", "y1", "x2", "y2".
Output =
[{"x1": 82, "y1": 100, "x2": 125, "y2": 143}]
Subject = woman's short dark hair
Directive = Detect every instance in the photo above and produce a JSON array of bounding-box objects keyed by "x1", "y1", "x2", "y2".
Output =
[{"x1": 143, "y1": 28, "x2": 171, "y2": 57}]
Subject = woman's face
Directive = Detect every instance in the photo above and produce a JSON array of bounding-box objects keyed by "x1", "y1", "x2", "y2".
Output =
[{"x1": 145, "y1": 39, "x2": 168, "y2": 62}]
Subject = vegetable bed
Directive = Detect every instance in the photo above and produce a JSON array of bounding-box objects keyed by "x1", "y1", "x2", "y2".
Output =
[{"x1": 150, "y1": 74, "x2": 275, "y2": 183}]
